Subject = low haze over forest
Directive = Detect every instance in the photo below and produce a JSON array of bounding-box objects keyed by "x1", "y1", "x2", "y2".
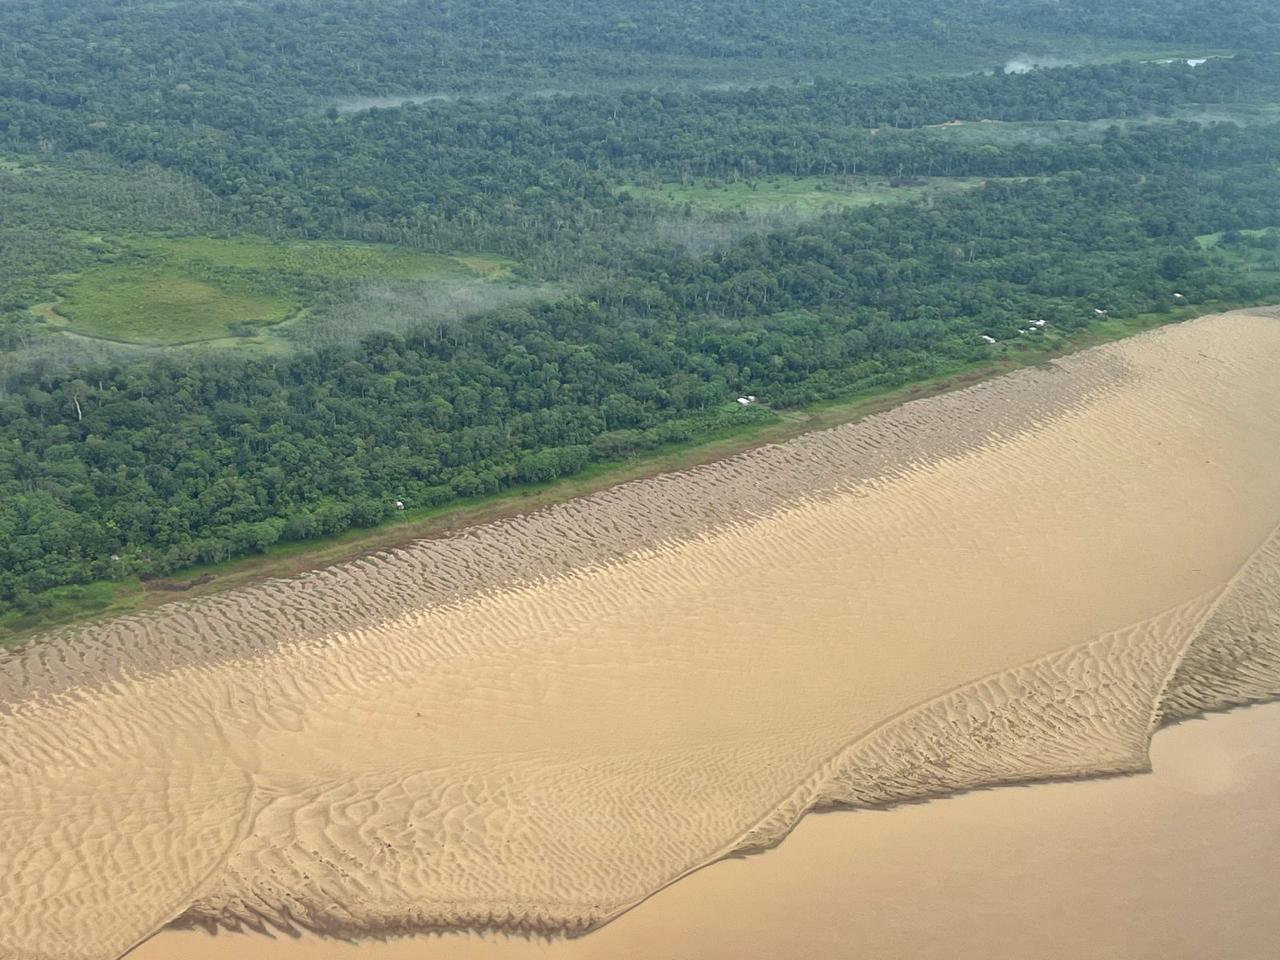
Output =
[{"x1": 2, "y1": 0, "x2": 1279, "y2": 634}]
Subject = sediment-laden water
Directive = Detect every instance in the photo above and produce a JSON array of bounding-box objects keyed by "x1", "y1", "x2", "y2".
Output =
[{"x1": 3, "y1": 309, "x2": 1279, "y2": 960}]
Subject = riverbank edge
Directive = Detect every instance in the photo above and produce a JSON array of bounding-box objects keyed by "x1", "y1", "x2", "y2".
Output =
[{"x1": 3, "y1": 300, "x2": 1269, "y2": 645}]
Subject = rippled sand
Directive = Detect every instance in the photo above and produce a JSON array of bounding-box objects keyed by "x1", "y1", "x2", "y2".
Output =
[
  {"x1": 134, "y1": 701, "x2": 1280, "y2": 960},
  {"x1": 4, "y1": 309, "x2": 1280, "y2": 960}
]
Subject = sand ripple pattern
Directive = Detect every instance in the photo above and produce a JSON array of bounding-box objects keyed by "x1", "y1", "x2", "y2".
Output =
[
  {"x1": 2, "y1": 310, "x2": 1280, "y2": 960},
  {"x1": 1160, "y1": 531, "x2": 1280, "y2": 721}
]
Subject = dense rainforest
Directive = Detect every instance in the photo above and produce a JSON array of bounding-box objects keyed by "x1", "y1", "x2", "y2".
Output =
[
  {"x1": 5, "y1": 0, "x2": 1276, "y2": 112},
  {"x1": 1, "y1": 0, "x2": 1279, "y2": 630}
]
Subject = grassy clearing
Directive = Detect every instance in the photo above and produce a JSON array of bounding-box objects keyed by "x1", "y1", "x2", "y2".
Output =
[
  {"x1": 1170, "y1": 102, "x2": 1280, "y2": 123},
  {"x1": 924, "y1": 104, "x2": 1280, "y2": 147},
  {"x1": 455, "y1": 254, "x2": 515, "y2": 278},
  {"x1": 136, "y1": 236, "x2": 512, "y2": 281},
  {"x1": 36, "y1": 235, "x2": 515, "y2": 346},
  {"x1": 3, "y1": 298, "x2": 1263, "y2": 645},
  {"x1": 1196, "y1": 226, "x2": 1280, "y2": 249},
  {"x1": 0, "y1": 156, "x2": 36, "y2": 173},
  {"x1": 56, "y1": 262, "x2": 296, "y2": 344},
  {"x1": 620, "y1": 175, "x2": 985, "y2": 215},
  {"x1": 1197, "y1": 228, "x2": 1280, "y2": 285},
  {"x1": 1085, "y1": 47, "x2": 1235, "y2": 66},
  {"x1": 1133, "y1": 51, "x2": 1234, "y2": 64}
]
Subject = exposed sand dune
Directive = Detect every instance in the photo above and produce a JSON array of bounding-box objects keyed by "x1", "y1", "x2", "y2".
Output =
[
  {"x1": 3, "y1": 309, "x2": 1280, "y2": 960},
  {"x1": 129, "y1": 701, "x2": 1280, "y2": 960}
]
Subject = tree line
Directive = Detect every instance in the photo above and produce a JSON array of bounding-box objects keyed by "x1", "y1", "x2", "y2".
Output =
[{"x1": 2, "y1": 2, "x2": 1280, "y2": 620}]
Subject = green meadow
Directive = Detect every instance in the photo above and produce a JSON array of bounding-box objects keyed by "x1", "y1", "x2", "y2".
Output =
[
  {"x1": 619, "y1": 175, "x2": 985, "y2": 215},
  {"x1": 37, "y1": 235, "x2": 514, "y2": 347}
]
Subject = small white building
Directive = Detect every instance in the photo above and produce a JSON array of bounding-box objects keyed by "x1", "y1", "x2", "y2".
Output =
[
  {"x1": 394, "y1": 500, "x2": 405, "y2": 510},
  {"x1": 736, "y1": 397, "x2": 752, "y2": 405},
  {"x1": 1173, "y1": 292, "x2": 1186, "y2": 299},
  {"x1": 980, "y1": 335, "x2": 997, "y2": 344},
  {"x1": 1094, "y1": 308, "x2": 1107, "y2": 316}
]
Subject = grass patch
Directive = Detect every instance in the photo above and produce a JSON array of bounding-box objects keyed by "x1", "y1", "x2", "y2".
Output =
[
  {"x1": 1084, "y1": 47, "x2": 1235, "y2": 66},
  {"x1": 56, "y1": 261, "x2": 295, "y2": 344},
  {"x1": 36, "y1": 235, "x2": 516, "y2": 346},
  {"x1": 1196, "y1": 226, "x2": 1280, "y2": 249},
  {"x1": 923, "y1": 104, "x2": 1280, "y2": 147},
  {"x1": 0, "y1": 156, "x2": 36, "y2": 173},
  {"x1": 619, "y1": 175, "x2": 985, "y2": 215},
  {"x1": 139, "y1": 236, "x2": 509, "y2": 280},
  {"x1": 455, "y1": 254, "x2": 515, "y2": 278},
  {"x1": 1196, "y1": 228, "x2": 1280, "y2": 285},
  {"x1": 0, "y1": 581, "x2": 125, "y2": 641},
  {"x1": 1133, "y1": 51, "x2": 1233, "y2": 64}
]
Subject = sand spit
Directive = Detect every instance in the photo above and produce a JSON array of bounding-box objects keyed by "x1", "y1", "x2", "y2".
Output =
[
  {"x1": 3, "y1": 309, "x2": 1280, "y2": 960},
  {"x1": 129, "y1": 701, "x2": 1280, "y2": 960}
]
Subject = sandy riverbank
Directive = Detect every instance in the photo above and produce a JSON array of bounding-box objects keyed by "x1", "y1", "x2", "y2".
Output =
[{"x1": 3, "y1": 309, "x2": 1280, "y2": 960}]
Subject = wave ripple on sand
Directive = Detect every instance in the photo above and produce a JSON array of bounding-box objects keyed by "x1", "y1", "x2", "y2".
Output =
[{"x1": 3, "y1": 309, "x2": 1280, "y2": 960}]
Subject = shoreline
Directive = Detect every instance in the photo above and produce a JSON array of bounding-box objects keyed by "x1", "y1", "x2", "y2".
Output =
[
  {"x1": 2, "y1": 299, "x2": 1262, "y2": 647},
  {"x1": 129, "y1": 699, "x2": 1280, "y2": 960}
]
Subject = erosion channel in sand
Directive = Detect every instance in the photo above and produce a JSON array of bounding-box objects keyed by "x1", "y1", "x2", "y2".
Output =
[{"x1": 3, "y1": 309, "x2": 1280, "y2": 960}]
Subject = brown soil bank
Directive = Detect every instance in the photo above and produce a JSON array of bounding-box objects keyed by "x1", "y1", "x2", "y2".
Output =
[{"x1": 3, "y1": 309, "x2": 1280, "y2": 960}]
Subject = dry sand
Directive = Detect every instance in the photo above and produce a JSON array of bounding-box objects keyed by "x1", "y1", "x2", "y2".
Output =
[
  {"x1": 129, "y1": 700, "x2": 1280, "y2": 960},
  {"x1": 3, "y1": 309, "x2": 1280, "y2": 960}
]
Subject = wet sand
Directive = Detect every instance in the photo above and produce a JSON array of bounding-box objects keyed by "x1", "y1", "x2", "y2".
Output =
[
  {"x1": 131, "y1": 701, "x2": 1280, "y2": 960},
  {"x1": 3, "y1": 309, "x2": 1280, "y2": 960}
]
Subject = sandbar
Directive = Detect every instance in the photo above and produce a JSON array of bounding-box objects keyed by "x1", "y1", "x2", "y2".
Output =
[{"x1": 3, "y1": 309, "x2": 1279, "y2": 960}]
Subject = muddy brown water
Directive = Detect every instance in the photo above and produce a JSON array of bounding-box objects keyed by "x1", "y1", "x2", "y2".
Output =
[{"x1": 3, "y1": 310, "x2": 1280, "y2": 960}]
